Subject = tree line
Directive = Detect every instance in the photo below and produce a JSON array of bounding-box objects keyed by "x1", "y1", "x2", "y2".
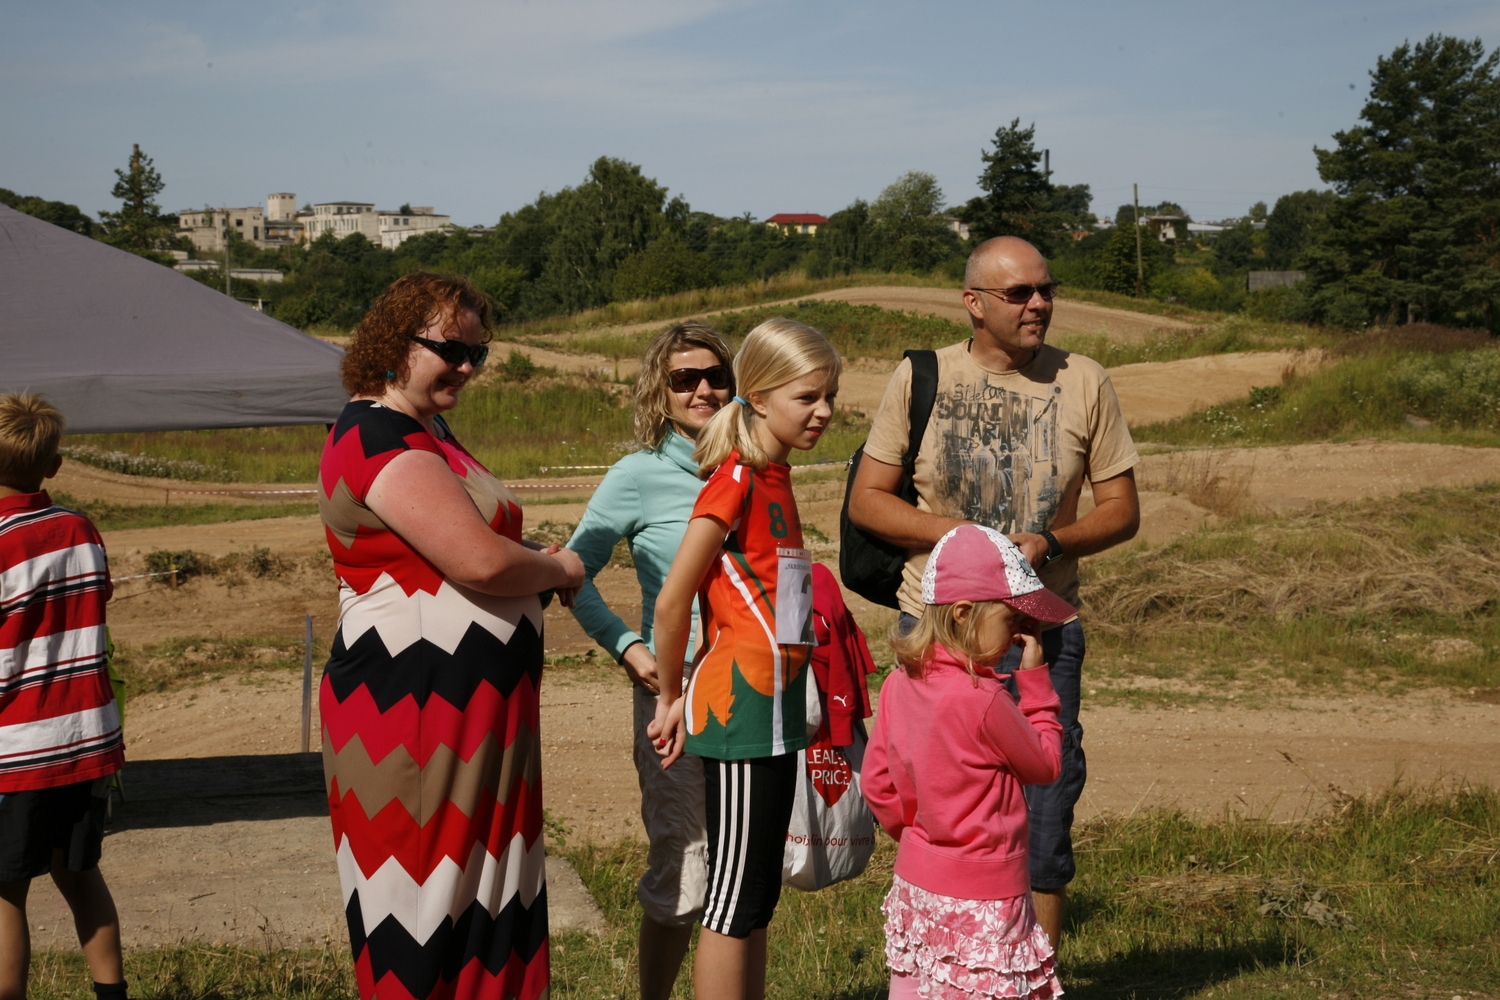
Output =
[{"x1": 4, "y1": 33, "x2": 1498, "y2": 331}]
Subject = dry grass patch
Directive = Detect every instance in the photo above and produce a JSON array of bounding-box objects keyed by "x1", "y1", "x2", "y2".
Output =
[
  {"x1": 1082, "y1": 483, "x2": 1500, "y2": 695},
  {"x1": 1138, "y1": 451, "x2": 1255, "y2": 517}
]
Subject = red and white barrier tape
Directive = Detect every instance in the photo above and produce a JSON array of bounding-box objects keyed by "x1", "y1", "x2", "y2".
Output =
[
  {"x1": 509, "y1": 483, "x2": 598, "y2": 489},
  {"x1": 166, "y1": 488, "x2": 318, "y2": 497},
  {"x1": 110, "y1": 570, "x2": 180, "y2": 583}
]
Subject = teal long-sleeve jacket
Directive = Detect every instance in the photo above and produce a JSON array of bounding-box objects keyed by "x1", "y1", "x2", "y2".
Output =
[{"x1": 566, "y1": 431, "x2": 704, "y2": 662}]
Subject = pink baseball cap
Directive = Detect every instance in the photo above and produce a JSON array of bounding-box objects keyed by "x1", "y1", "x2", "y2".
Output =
[{"x1": 921, "y1": 525, "x2": 1078, "y2": 623}]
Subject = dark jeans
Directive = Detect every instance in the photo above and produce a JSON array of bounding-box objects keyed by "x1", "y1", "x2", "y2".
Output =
[{"x1": 898, "y1": 614, "x2": 1086, "y2": 890}]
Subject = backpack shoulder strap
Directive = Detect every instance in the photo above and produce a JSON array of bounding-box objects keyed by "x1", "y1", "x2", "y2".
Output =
[{"x1": 902, "y1": 349, "x2": 938, "y2": 472}]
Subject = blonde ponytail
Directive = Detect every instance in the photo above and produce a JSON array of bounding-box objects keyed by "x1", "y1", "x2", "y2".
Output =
[{"x1": 692, "y1": 317, "x2": 842, "y2": 478}]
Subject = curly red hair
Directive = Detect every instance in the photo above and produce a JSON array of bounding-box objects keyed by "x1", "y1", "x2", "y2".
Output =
[{"x1": 342, "y1": 272, "x2": 494, "y2": 396}]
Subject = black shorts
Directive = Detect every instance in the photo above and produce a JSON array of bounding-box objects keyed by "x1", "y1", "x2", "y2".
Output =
[
  {"x1": 700, "y1": 754, "x2": 798, "y2": 938},
  {"x1": 0, "y1": 777, "x2": 111, "y2": 881}
]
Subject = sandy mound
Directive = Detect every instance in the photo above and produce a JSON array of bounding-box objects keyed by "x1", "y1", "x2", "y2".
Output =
[
  {"x1": 1110, "y1": 350, "x2": 1323, "y2": 426},
  {"x1": 1137, "y1": 440, "x2": 1500, "y2": 514},
  {"x1": 804, "y1": 286, "x2": 1196, "y2": 342},
  {"x1": 486, "y1": 286, "x2": 1200, "y2": 388}
]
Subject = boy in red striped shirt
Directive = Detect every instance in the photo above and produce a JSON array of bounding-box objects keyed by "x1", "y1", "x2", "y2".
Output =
[{"x1": 0, "y1": 394, "x2": 127, "y2": 1000}]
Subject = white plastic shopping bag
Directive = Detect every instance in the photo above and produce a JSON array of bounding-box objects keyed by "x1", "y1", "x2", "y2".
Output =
[{"x1": 783, "y1": 662, "x2": 875, "y2": 890}]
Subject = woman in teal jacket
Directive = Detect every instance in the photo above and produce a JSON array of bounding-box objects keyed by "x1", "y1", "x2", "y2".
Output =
[{"x1": 566, "y1": 322, "x2": 733, "y2": 1000}]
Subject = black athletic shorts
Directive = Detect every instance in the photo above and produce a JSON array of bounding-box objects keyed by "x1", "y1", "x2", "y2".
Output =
[
  {"x1": 700, "y1": 754, "x2": 799, "y2": 938},
  {"x1": 0, "y1": 777, "x2": 112, "y2": 881}
]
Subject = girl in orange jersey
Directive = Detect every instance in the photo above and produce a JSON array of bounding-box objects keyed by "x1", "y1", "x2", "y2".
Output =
[{"x1": 650, "y1": 318, "x2": 841, "y2": 1000}]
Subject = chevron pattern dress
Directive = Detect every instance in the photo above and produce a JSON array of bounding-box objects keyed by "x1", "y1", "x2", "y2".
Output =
[{"x1": 318, "y1": 400, "x2": 548, "y2": 1000}]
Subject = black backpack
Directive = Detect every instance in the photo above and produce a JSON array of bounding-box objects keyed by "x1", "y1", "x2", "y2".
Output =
[{"x1": 838, "y1": 350, "x2": 938, "y2": 608}]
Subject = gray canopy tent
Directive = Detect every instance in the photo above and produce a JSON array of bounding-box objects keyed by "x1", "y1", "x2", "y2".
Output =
[{"x1": 0, "y1": 204, "x2": 345, "y2": 433}]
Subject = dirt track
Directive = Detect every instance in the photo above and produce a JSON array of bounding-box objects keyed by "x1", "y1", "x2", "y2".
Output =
[
  {"x1": 26, "y1": 658, "x2": 1497, "y2": 949},
  {"x1": 28, "y1": 286, "x2": 1500, "y2": 949},
  {"x1": 486, "y1": 287, "x2": 1198, "y2": 392}
]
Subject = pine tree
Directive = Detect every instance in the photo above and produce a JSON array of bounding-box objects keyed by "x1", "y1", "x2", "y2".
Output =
[
  {"x1": 1308, "y1": 35, "x2": 1500, "y2": 329},
  {"x1": 97, "y1": 144, "x2": 177, "y2": 263},
  {"x1": 962, "y1": 120, "x2": 1091, "y2": 255}
]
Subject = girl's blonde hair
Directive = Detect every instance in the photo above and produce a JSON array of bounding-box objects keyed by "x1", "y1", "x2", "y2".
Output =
[
  {"x1": 692, "y1": 317, "x2": 842, "y2": 478},
  {"x1": 632, "y1": 322, "x2": 735, "y2": 450},
  {"x1": 890, "y1": 601, "x2": 1009, "y2": 679}
]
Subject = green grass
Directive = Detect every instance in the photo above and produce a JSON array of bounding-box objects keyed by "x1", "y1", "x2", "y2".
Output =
[
  {"x1": 1133, "y1": 341, "x2": 1500, "y2": 449},
  {"x1": 1057, "y1": 285, "x2": 1227, "y2": 323},
  {"x1": 553, "y1": 780, "x2": 1500, "y2": 999},
  {"x1": 499, "y1": 270, "x2": 961, "y2": 339},
  {"x1": 1080, "y1": 483, "x2": 1500, "y2": 701},
  {"x1": 58, "y1": 378, "x2": 872, "y2": 484},
  {"x1": 51, "y1": 492, "x2": 317, "y2": 531},
  {"x1": 65, "y1": 426, "x2": 329, "y2": 483},
  {"x1": 534, "y1": 299, "x2": 971, "y2": 363},
  {"x1": 24, "y1": 782, "x2": 1498, "y2": 998},
  {"x1": 27, "y1": 945, "x2": 357, "y2": 1000}
]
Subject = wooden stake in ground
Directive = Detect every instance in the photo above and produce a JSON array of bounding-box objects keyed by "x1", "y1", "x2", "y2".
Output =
[
  {"x1": 301, "y1": 614, "x2": 313, "y2": 753},
  {"x1": 1134, "y1": 182, "x2": 1144, "y2": 297}
]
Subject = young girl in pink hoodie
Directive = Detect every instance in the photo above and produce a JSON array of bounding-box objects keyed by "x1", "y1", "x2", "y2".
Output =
[{"x1": 862, "y1": 524, "x2": 1076, "y2": 1000}]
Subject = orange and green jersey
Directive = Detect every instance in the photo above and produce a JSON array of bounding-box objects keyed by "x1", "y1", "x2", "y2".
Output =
[{"x1": 684, "y1": 454, "x2": 810, "y2": 760}]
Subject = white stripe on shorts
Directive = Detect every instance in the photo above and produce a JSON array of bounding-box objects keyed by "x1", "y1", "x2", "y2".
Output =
[{"x1": 704, "y1": 759, "x2": 754, "y2": 934}]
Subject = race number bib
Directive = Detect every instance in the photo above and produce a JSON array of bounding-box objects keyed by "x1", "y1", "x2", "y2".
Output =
[{"x1": 775, "y1": 547, "x2": 815, "y2": 645}]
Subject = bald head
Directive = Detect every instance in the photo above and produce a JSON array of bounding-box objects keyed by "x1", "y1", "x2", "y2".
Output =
[{"x1": 964, "y1": 236, "x2": 1048, "y2": 289}]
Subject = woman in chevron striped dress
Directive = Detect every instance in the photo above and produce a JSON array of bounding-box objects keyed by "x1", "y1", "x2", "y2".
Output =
[{"x1": 317, "y1": 273, "x2": 584, "y2": 1000}]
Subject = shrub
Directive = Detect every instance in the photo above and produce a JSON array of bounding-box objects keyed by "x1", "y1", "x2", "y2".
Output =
[
  {"x1": 1390, "y1": 348, "x2": 1500, "y2": 427},
  {"x1": 143, "y1": 549, "x2": 209, "y2": 581},
  {"x1": 59, "y1": 445, "x2": 232, "y2": 482},
  {"x1": 500, "y1": 349, "x2": 539, "y2": 382}
]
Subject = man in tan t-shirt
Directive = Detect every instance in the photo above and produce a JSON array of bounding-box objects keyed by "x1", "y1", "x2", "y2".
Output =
[{"x1": 848, "y1": 235, "x2": 1140, "y2": 948}]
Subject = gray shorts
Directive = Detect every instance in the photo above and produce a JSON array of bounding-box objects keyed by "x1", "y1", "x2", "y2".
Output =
[{"x1": 632, "y1": 685, "x2": 708, "y2": 927}]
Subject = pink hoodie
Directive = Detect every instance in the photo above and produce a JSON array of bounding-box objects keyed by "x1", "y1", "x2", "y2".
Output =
[{"x1": 862, "y1": 647, "x2": 1063, "y2": 900}]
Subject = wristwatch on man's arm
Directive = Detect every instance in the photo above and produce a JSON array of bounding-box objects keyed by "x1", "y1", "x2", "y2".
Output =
[{"x1": 1040, "y1": 529, "x2": 1064, "y2": 567}]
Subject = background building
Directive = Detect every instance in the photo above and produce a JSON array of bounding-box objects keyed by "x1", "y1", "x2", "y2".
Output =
[
  {"x1": 176, "y1": 195, "x2": 450, "y2": 250},
  {"x1": 378, "y1": 207, "x2": 452, "y2": 248},
  {"x1": 302, "y1": 201, "x2": 378, "y2": 241},
  {"x1": 766, "y1": 212, "x2": 828, "y2": 235},
  {"x1": 176, "y1": 206, "x2": 265, "y2": 253}
]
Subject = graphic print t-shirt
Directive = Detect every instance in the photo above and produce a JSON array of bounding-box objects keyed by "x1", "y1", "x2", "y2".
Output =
[
  {"x1": 864, "y1": 342, "x2": 1138, "y2": 615},
  {"x1": 683, "y1": 455, "x2": 810, "y2": 760}
]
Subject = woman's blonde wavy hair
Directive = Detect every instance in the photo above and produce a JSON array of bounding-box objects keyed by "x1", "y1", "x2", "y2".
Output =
[
  {"x1": 889, "y1": 601, "x2": 1009, "y2": 680},
  {"x1": 632, "y1": 322, "x2": 735, "y2": 450},
  {"x1": 692, "y1": 317, "x2": 841, "y2": 479}
]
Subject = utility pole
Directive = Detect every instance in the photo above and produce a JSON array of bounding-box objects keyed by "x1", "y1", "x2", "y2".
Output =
[
  {"x1": 1043, "y1": 149, "x2": 1050, "y2": 180},
  {"x1": 1133, "y1": 183, "x2": 1144, "y2": 297},
  {"x1": 223, "y1": 207, "x2": 231, "y2": 297}
]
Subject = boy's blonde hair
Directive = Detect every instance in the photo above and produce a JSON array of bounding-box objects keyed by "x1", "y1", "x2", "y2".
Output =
[
  {"x1": 0, "y1": 394, "x2": 65, "y2": 492},
  {"x1": 692, "y1": 317, "x2": 842, "y2": 478},
  {"x1": 890, "y1": 600, "x2": 1009, "y2": 679}
]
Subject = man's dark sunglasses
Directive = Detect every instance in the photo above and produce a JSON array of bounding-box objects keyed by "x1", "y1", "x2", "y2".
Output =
[
  {"x1": 667, "y1": 365, "x2": 732, "y2": 392},
  {"x1": 969, "y1": 283, "x2": 1061, "y2": 304},
  {"x1": 411, "y1": 336, "x2": 489, "y2": 367}
]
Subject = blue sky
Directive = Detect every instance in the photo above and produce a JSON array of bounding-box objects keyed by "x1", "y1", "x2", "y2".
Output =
[{"x1": 3, "y1": 1, "x2": 1497, "y2": 227}]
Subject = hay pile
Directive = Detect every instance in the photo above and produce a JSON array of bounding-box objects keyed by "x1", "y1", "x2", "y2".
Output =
[{"x1": 1083, "y1": 484, "x2": 1500, "y2": 633}]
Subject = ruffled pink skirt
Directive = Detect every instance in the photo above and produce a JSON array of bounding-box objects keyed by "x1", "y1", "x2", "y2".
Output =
[{"x1": 882, "y1": 875, "x2": 1063, "y2": 1000}]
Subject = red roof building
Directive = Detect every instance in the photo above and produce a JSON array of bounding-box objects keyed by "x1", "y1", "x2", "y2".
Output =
[{"x1": 766, "y1": 213, "x2": 829, "y2": 235}]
